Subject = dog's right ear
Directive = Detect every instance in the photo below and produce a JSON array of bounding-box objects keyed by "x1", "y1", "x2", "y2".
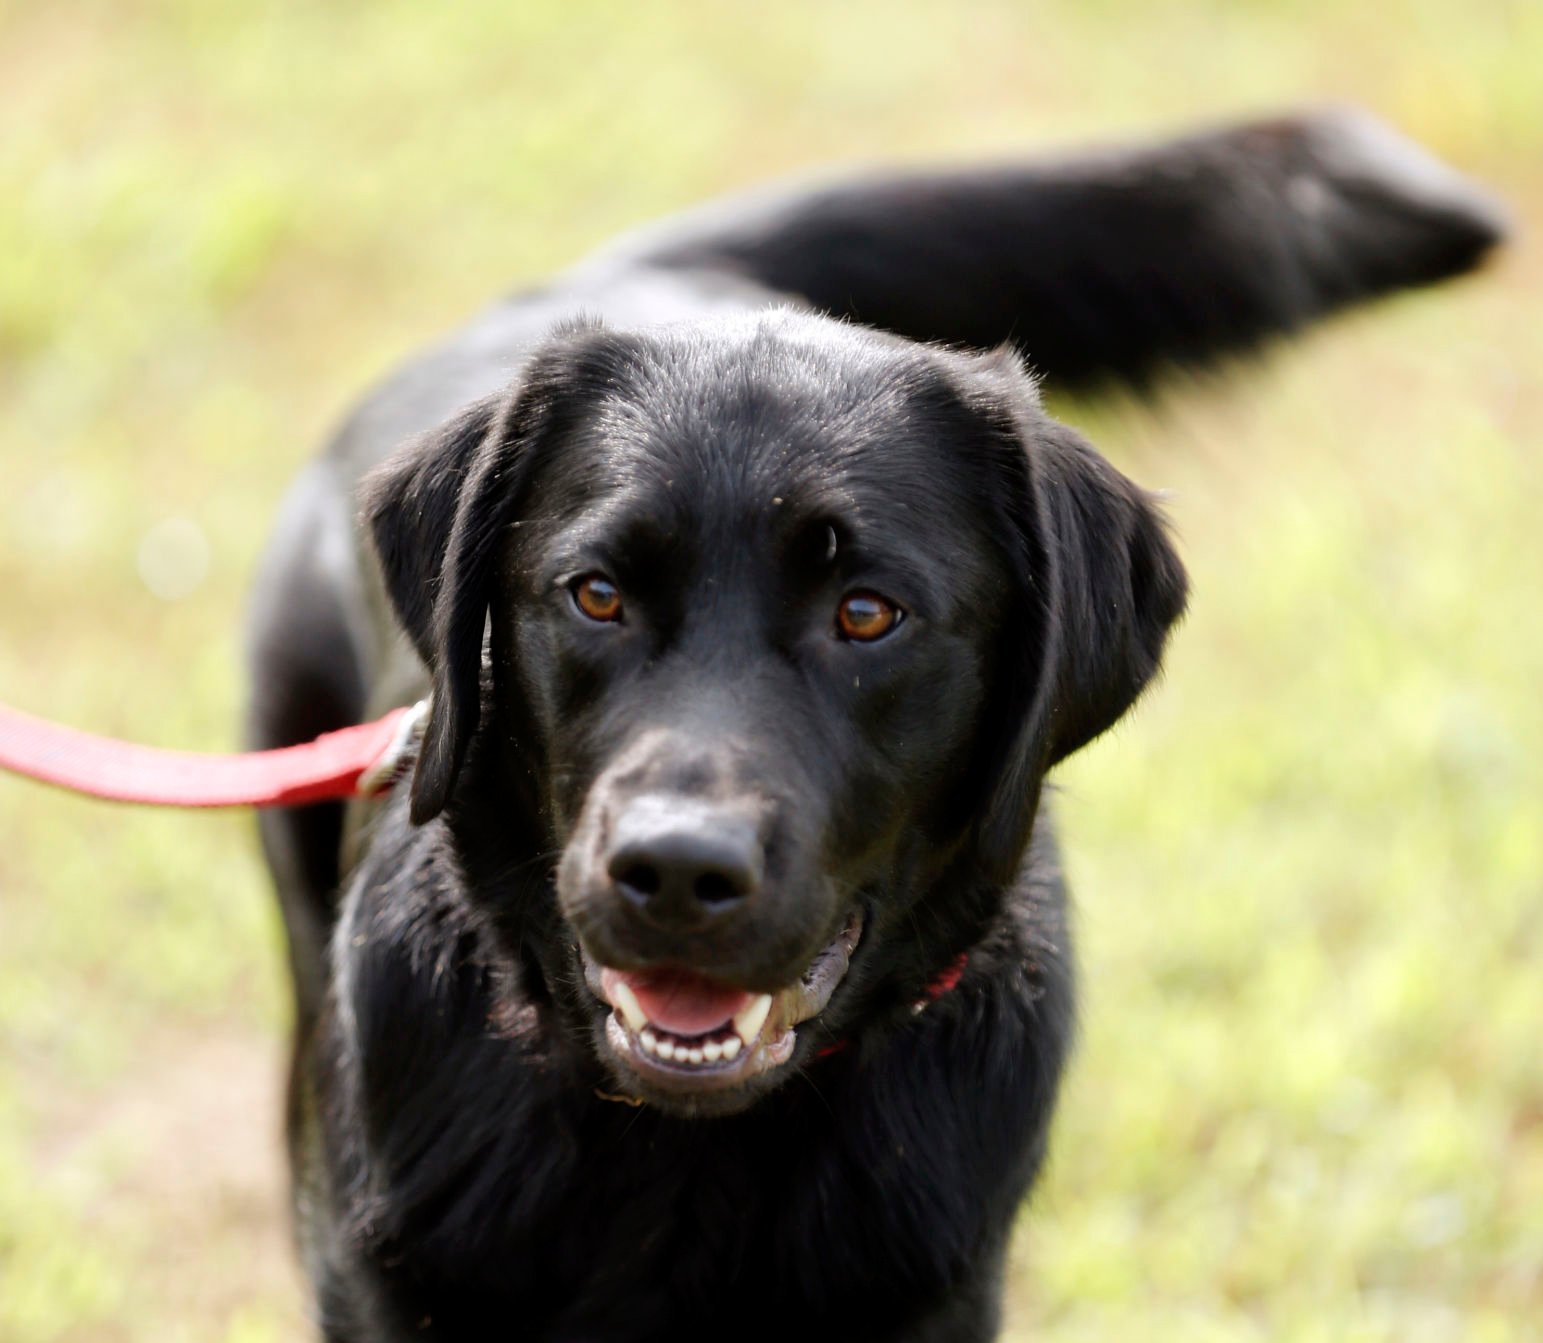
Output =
[
  {"x1": 362, "y1": 322, "x2": 629, "y2": 824},
  {"x1": 363, "y1": 387, "x2": 536, "y2": 825},
  {"x1": 365, "y1": 394, "x2": 506, "y2": 669}
]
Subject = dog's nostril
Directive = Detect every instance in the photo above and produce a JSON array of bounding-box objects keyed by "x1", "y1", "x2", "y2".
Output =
[
  {"x1": 693, "y1": 870, "x2": 745, "y2": 908},
  {"x1": 612, "y1": 854, "x2": 753, "y2": 911},
  {"x1": 603, "y1": 797, "x2": 763, "y2": 923},
  {"x1": 614, "y1": 863, "x2": 662, "y2": 899}
]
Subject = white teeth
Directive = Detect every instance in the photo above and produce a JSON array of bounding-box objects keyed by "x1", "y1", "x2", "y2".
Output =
[
  {"x1": 610, "y1": 980, "x2": 650, "y2": 1034},
  {"x1": 623, "y1": 996, "x2": 765, "y2": 1068},
  {"x1": 633, "y1": 1027, "x2": 746, "y2": 1067},
  {"x1": 733, "y1": 993, "x2": 773, "y2": 1044}
]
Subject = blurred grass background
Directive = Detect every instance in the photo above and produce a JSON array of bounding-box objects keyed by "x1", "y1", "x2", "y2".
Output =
[{"x1": 0, "y1": 1, "x2": 1538, "y2": 1339}]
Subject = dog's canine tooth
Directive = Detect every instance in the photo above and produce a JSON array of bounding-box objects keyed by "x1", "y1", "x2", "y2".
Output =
[
  {"x1": 610, "y1": 980, "x2": 649, "y2": 1034},
  {"x1": 733, "y1": 993, "x2": 773, "y2": 1044}
]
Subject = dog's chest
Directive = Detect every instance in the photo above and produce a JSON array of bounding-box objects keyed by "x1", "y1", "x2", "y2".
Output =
[{"x1": 368, "y1": 1081, "x2": 979, "y2": 1339}]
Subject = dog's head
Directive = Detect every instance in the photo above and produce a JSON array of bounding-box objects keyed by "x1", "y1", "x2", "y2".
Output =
[{"x1": 364, "y1": 310, "x2": 1185, "y2": 1114}]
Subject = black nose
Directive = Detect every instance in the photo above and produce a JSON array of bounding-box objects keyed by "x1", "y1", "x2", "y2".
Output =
[{"x1": 606, "y1": 796, "x2": 763, "y2": 928}]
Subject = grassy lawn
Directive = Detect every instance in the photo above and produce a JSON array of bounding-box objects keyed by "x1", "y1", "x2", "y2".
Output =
[{"x1": 1, "y1": 2, "x2": 1538, "y2": 1338}]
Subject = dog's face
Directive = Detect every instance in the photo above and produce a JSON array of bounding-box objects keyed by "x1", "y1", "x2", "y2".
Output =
[{"x1": 366, "y1": 311, "x2": 1185, "y2": 1114}]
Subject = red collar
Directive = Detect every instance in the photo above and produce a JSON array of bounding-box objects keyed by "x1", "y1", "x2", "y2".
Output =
[
  {"x1": 918, "y1": 952, "x2": 970, "y2": 1004},
  {"x1": 814, "y1": 952, "x2": 969, "y2": 1059}
]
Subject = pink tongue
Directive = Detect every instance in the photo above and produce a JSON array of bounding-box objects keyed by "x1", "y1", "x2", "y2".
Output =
[{"x1": 603, "y1": 968, "x2": 753, "y2": 1037}]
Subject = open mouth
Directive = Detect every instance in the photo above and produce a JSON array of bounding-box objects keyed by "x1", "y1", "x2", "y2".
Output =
[{"x1": 582, "y1": 910, "x2": 864, "y2": 1096}]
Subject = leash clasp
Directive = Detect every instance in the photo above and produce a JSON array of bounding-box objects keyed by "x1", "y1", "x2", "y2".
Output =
[{"x1": 357, "y1": 699, "x2": 430, "y2": 798}]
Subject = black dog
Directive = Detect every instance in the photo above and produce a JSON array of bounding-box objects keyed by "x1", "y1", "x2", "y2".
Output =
[{"x1": 246, "y1": 108, "x2": 1501, "y2": 1340}]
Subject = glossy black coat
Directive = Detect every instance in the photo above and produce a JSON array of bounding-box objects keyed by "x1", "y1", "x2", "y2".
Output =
[{"x1": 245, "y1": 108, "x2": 1503, "y2": 1341}]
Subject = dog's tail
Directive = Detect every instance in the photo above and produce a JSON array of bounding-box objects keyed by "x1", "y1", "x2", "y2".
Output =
[{"x1": 615, "y1": 105, "x2": 1507, "y2": 389}]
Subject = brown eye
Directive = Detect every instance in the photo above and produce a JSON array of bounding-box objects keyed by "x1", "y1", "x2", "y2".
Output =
[
  {"x1": 573, "y1": 574, "x2": 623, "y2": 623},
  {"x1": 836, "y1": 591, "x2": 902, "y2": 642}
]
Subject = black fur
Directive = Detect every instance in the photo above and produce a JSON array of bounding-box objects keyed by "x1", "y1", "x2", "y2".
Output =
[{"x1": 246, "y1": 108, "x2": 1502, "y2": 1341}]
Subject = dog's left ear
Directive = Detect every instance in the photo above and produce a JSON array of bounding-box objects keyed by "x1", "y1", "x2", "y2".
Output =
[
  {"x1": 969, "y1": 365, "x2": 1188, "y2": 880},
  {"x1": 362, "y1": 322, "x2": 627, "y2": 824},
  {"x1": 1032, "y1": 421, "x2": 1190, "y2": 763}
]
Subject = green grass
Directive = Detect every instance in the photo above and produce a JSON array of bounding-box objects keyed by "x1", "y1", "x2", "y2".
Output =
[{"x1": 1, "y1": 2, "x2": 1539, "y2": 1338}]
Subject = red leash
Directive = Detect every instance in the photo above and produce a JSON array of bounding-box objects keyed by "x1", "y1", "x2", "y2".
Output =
[
  {"x1": 1, "y1": 694, "x2": 969, "y2": 1024},
  {"x1": 0, "y1": 699, "x2": 427, "y2": 808}
]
